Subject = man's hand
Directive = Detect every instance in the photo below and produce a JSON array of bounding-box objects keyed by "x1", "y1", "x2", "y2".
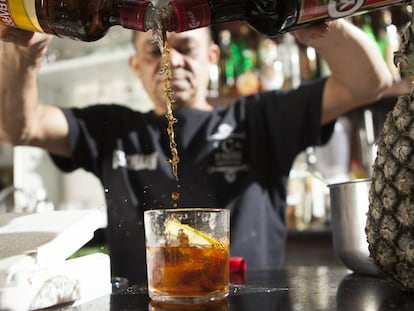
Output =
[
  {"x1": 291, "y1": 22, "x2": 330, "y2": 46},
  {"x1": 0, "y1": 25, "x2": 71, "y2": 156},
  {"x1": 0, "y1": 25, "x2": 52, "y2": 62},
  {"x1": 0, "y1": 25, "x2": 52, "y2": 46}
]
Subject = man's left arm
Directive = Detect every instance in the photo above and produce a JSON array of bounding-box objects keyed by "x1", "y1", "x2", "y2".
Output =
[{"x1": 293, "y1": 19, "x2": 394, "y2": 125}]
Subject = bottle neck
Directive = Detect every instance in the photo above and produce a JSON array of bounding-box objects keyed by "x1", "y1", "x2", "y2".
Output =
[
  {"x1": 245, "y1": 0, "x2": 296, "y2": 36},
  {"x1": 210, "y1": 0, "x2": 249, "y2": 24},
  {"x1": 120, "y1": 0, "x2": 156, "y2": 32}
]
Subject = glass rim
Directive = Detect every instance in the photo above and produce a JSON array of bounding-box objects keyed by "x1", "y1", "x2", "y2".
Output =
[{"x1": 144, "y1": 207, "x2": 228, "y2": 214}]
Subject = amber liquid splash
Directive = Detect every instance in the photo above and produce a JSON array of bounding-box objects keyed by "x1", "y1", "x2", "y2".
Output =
[
  {"x1": 152, "y1": 22, "x2": 180, "y2": 182},
  {"x1": 161, "y1": 42, "x2": 180, "y2": 181},
  {"x1": 152, "y1": 22, "x2": 181, "y2": 204}
]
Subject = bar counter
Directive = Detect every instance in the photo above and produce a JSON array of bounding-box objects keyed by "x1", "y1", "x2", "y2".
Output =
[{"x1": 55, "y1": 265, "x2": 414, "y2": 311}]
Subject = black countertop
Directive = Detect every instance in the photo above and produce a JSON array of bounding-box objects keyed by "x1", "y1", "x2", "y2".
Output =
[{"x1": 54, "y1": 265, "x2": 414, "y2": 311}]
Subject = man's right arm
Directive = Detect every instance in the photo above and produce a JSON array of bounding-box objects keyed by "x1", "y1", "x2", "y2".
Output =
[{"x1": 0, "y1": 26, "x2": 71, "y2": 157}]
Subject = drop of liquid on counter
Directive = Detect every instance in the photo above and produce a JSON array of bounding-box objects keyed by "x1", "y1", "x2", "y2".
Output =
[{"x1": 229, "y1": 285, "x2": 287, "y2": 295}]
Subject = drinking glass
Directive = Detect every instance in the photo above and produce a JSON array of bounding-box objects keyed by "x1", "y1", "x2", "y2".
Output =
[{"x1": 144, "y1": 208, "x2": 230, "y2": 303}]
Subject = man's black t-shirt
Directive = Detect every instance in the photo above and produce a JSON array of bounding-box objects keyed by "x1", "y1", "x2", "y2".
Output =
[{"x1": 51, "y1": 79, "x2": 334, "y2": 284}]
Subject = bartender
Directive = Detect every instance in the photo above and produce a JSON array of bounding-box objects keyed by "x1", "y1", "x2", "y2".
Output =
[{"x1": 0, "y1": 19, "x2": 399, "y2": 284}]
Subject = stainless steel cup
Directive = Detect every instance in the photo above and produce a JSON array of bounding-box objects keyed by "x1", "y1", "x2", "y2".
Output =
[{"x1": 328, "y1": 178, "x2": 378, "y2": 275}]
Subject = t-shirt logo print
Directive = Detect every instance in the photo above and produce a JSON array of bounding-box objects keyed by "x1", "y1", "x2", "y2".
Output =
[
  {"x1": 112, "y1": 150, "x2": 158, "y2": 171},
  {"x1": 207, "y1": 123, "x2": 249, "y2": 183}
]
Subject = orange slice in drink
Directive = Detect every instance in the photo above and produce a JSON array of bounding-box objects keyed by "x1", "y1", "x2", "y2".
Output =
[{"x1": 164, "y1": 220, "x2": 217, "y2": 246}]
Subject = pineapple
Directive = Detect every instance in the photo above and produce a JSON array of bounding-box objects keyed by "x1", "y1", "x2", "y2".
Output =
[{"x1": 367, "y1": 14, "x2": 414, "y2": 292}]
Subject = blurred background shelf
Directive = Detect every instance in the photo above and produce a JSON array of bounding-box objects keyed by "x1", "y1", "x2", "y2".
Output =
[{"x1": 39, "y1": 47, "x2": 134, "y2": 89}]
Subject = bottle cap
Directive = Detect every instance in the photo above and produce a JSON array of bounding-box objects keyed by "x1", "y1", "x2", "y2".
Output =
[{"x1": 170, "y1": 0, "x2": 211, "y2": 32}]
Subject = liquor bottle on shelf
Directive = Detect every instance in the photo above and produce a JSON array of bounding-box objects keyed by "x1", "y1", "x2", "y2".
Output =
[
  {"x1": 304, "y1": 147, "x2": 329, "y2": 227},
  {"x1": 258, "y1": 37, "x2": 284, "y2": 90},
  {"x1": 353, "y1": 14, "x2": 381, "y2": 49},
  {"x1": 234, "y1": 26, "x2": 260, "y2": 96},
  {"x1": 288, "y1": 147, "x2": 329, "y2": 230},
  {"x1": 207, "y1": 63, "x2": 220, "y2": 98},
  {"x1": 217, "y1": 30, "x2": 237, "y2": 96},
  {"x1": 298, "y1": 44, "x2": 318, "y2": 82},
  {"x1": 287, "y1": 151, "x2": 309, "y2": 230},
  {"x1": 0, "y1": 0, "x2": 156, "y2": 41},
  {"x1": 277, "y1": 33, "x2": 301, "y2": 89},
  {"x1": 348, "y1": 160, "x2": 368, "y2": 180},
  {"x1": 235, "y1": 52, "x2": 260, "y2": 95},
  {"x1": 389, "y1": 3, "x2": 412, "y2": 30},
  {"x1": 376, "y1": 9, "x2": 401, "y2": 80},
  {"x1": 159, "y1": 0, "x2": 410, "y2": 36}
]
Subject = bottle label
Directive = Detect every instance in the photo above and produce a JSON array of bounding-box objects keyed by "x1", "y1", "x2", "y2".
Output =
[
  {"x1": 0, "y1": 0, "x2": 42, "y2": 32},
  {"x1": 171, "y1": 0, "x2": 211, "y2": 32},
  {"x1": 297, "y1": 0, "x2": 403, "y2": 24}
]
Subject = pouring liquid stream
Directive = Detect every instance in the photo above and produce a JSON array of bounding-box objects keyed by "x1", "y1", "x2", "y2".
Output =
[{"x1": 152, "y1": 24, "x2": 180, "y2": 205}]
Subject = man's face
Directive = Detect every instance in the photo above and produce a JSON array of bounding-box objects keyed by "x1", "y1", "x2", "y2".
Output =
[{"x1": 130, "y1": 28, "x2": 219, "y2": 114}]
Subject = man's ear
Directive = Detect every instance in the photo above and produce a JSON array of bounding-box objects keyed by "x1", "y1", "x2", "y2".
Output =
[
  {"x1": 208, "y1": 43, "x2": 220, "y2": 65},
  {"x1": 129, "y1": 54, "x2": 141, "y2": 78}
]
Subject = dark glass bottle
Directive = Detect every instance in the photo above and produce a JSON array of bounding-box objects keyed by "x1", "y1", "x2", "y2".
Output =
[
  {"x1": 160, "y1": 0, "x2": 410, "y2": 36},
  {"x1": 0, "y1": 0, "x2": 156, "y2": 41}
]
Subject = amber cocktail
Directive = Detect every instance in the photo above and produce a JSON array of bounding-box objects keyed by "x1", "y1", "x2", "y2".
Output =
[{"x1": 144, "y1": 208, "x2": 229, "y2": 303}]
